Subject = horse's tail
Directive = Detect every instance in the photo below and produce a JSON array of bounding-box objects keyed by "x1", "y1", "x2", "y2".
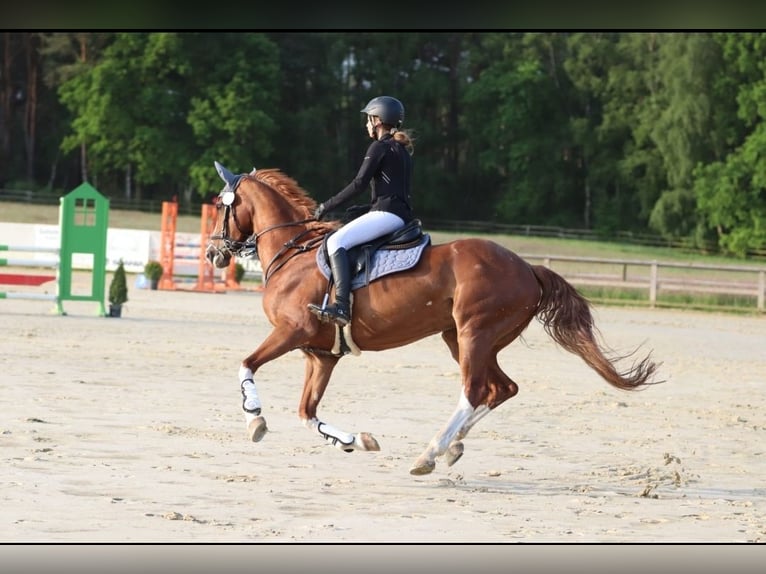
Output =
[{"x1": 530, "y1": 264, "x2": 660, "y2": 390}]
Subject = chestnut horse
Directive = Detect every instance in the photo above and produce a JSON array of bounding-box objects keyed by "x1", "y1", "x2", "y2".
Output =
[{"x1": 205, "y1": 162, "x2": 660, "y2": 475}]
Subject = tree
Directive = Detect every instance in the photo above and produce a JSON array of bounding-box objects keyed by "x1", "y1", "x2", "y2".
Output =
[
  {"x1": 57, "y1": 33, "x2": 281, "y2": 203},
  {"x1": 1, "y1": 33, "x2": 20, "y2": 187},
  {"x1": 607, "y1": 33, "x2": 668, "y2": 228},
  {"x1": 2, "y1": 32, "x2": 764, "y2": 257},
  {"x1": 564, "y1": 32, "x2": 621, "y2": 230},
  {"x1": 184, "y1": 33, "x2": 280, "y2": 198},
  {"x1": 59, "y1": 33, "x2": 192, "y2": 199},
  {"x1": 692, "y1": 33, "x2": 766, "y2": 256},
  {"x1": 38, "y1": 32, "x2": 113, "y2": 189},
  {"x1": 463, "y1": 33, "x2": 580, "y2": 225},
  {"x1": 647, "y1": 33, "x2": 729, "y2": 242}
]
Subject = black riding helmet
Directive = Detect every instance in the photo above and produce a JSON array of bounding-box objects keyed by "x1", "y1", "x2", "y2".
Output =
[{"x1": 361, "y1": 96, "x2": 404, "y2": 128}]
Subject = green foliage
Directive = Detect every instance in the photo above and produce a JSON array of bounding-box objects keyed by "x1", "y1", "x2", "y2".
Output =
[
  {"x1": 234, "y1": 263, "x2": 246, "y2": 284},
  {"x1": 690, "y1": 34, "x2": 766, "y2": 257},
  {"x1": 463, "y1": 33, "x2": 579, "y2": 225},
  {"x1": 185, "y1": 33, "x2": 280, "y2": 195},
  {"x1": 694, "y1": 135, "x2": 766, "y2": 257},
  {"x1": 57, "y1": 32, "x2": 280, "y2": 200},
  {"x1": 652, "y1": 34, "x2": 722, "y2": 189},
  {"x1": 143, "y1": 260, "x2": 164, "y2": 281},
  {"x1": 58, "y1": 33, "x2": 193, "y2": 188},
  {"x1": 109, "y1": 260, "x2": 128, "y2": 306},
  {"x1": 4, "y1": 32, "x2": 766, "y2": 257},
  {"x1": 649, "y1": 187, "x2": 698, "y2": 239}
]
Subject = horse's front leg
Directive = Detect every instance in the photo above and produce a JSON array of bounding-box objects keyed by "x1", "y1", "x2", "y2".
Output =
[
  {"x1": 240, "y1": 363, "x2": 268, "y2": 442},
  {"x1": 238, "y1": 327, "x2": 308, "y2": 442},
  {"x1": 300, "y1": 351, "x2": 380, "y2": 453}
]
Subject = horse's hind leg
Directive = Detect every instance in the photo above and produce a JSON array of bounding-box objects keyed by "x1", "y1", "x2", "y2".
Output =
[
  {"x1": 436, "y1": 329, "x2": 519, "y2": 468},
  {"x1": 410, "y1": 326, "x2": 500, "y2": 474},
  {"x1": 437, "y1": 328, "x2": 475, "y2": 467},
  {"x1": 445, "y1": 361, "x2": 519, "y2": 466},
  {"x1": 410, "y1": 390, "x2": 476, "y2": 475}
]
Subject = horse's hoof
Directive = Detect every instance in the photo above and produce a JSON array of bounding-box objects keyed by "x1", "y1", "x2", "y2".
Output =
[
  {"x1": 445, "y1": 441, "x2": 464, "y2": 467},
  {"x1": 409, "y1": 459, "x2": 436, "y2": 475},
  {"x1": 356, "y1": 432, "x2": 380, "y2": 451},
  {"x1": 247, "y1": 416, "x2": 268, "y2": 442}
]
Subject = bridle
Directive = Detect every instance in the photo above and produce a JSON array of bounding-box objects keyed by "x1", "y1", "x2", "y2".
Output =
[
  {"x1": 209, "y1": 192, "x2": 255, "y2": 255},
  {"x1": 209, "y1": 184, "x2": 323, "y2": 285}
]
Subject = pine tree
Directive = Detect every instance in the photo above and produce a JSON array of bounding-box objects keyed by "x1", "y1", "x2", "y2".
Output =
[{"x1": 108, "y1": 260, "x2": 128, "y2": 306}]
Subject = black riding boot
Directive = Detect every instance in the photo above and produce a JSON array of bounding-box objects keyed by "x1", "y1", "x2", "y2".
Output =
[{"x1": 308, "y1": 247, "x2": 351, "y2": 326}]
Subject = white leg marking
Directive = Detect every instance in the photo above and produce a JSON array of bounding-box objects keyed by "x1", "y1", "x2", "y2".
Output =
[
  {"x1": 411, "y1": 392, "x2": 475, "y2": 474},
  {"x1": 244, "y1": 412, "x2": 258, "y2": 427},
  {"x1": 431, "y1": 392, "x2": 475, "y2": 454},
  {"x1": 456, "y1": 404, "x2": 491, "y2": 440}
]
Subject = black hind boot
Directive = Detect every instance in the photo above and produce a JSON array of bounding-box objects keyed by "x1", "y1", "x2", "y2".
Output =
[{"x1": 308, "y1": 247, "x2": 351, "y2": 326}]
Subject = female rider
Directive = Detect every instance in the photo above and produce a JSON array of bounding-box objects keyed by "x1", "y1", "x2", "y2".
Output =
[{"x1": 308, "y1": 95, "x2": 415, "y2": 326}]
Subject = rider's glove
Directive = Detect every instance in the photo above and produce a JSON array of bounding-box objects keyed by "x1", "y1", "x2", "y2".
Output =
[{"x1": 314, "y1": 203, "x2": 327, "y2": 220}]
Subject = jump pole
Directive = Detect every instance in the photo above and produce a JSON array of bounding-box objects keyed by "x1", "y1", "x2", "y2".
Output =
[
  {"x1": 0, "y1": 251, "x2": 59, "y2": 306},
  {"x1": 0, "y1": 183, "x2": 109, "y2": 315},
  {"x1": 0, "y1": 244, "x2": 60, "y2": 301}
]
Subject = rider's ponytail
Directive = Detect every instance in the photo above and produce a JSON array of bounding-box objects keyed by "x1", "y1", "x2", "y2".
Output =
[{"x1": 393, "y1": 130, "x2": 414, "y2": 156}]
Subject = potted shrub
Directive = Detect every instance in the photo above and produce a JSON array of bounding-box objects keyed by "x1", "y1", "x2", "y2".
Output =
[
  {"x1": 108, "y1": 260, "x2": 128, "y2": 317},
  {"x1": 234, "y1": 262, "x2": 246, "y2": 284},
  {"x1": 143, "y1": 260, "x2": 164, "y2": 290}
]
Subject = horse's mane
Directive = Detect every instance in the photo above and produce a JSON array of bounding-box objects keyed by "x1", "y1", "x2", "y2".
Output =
[
  {"x1": 251, "y1": 169, "x2": 317, "y2": 214},
  {"x1": 249, "y1": 168, "x2": 339, "y2": 232}
]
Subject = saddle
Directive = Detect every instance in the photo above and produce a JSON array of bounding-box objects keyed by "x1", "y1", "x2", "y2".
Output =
[{"x1": 316, "y1": 219, "x2": 431, "y2": 290}]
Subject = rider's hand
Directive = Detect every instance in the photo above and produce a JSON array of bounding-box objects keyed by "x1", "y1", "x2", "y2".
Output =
[{"x1": 314, "y1": 203, "x2": 326, "y2": 220}]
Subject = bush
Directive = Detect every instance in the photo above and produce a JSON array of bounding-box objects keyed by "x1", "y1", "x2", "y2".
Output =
[
  {"x1": 234, "y1": 262, "x2": 246, "y2": 283},
  {"x1": 109, "y1": 260, "x2": 129, "y2": 306},
  {"x1": 143, "y1": 260, "x2": 164, "y2": 281}
]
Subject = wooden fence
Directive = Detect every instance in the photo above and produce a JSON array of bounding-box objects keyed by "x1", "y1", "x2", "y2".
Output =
[
  {"x1": 3, "y1": 192, "x2": 766, "y2": 311},
  {"x1": 520, "y1": 254, "x2": 766, "y2": 312},
  {"x1": 4, "y1": 191, "x2": 765, "y2": 257},
  {"x1": 429, "y1": 218, "x2": 766, "y2": 258}
]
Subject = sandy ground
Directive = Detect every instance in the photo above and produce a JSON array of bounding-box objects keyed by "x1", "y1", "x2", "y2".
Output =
[{"x1": 1, "y1": 275, "x2": 765, "y2": 543}]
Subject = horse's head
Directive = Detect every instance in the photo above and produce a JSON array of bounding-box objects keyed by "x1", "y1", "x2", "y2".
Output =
[
  {"x1": 205, "y1": 161, "x2": 329, "y2": 274},
  {"x1": 205, "y1": 161, "x2": 257, "y2": 269}
]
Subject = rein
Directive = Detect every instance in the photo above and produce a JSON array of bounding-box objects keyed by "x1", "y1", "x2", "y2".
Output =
[
  {"x1": 259, "y1": 224, "x2": 324, "y2": 284},
  {"x1": 211, "y1": 202, "x2": 322, "y2": 285}
]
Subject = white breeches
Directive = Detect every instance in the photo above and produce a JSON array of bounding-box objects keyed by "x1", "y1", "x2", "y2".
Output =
[{"x1": 327, "y1": 210, "x2": 405, "y2": 254}]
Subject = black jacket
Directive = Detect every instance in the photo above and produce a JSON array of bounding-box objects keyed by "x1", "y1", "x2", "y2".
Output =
[{"x1": 323, "y1": 133, "x2": 413, "y2": 222}]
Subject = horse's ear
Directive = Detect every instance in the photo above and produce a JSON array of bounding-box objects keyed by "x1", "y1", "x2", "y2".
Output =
[{"x1": 214, "y1": 161, "x2": 239, "y2": 187}]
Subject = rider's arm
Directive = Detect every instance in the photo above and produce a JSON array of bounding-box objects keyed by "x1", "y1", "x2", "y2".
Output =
[{"x1": 322, "y1": 140, "x2": 385, "y2": 212}]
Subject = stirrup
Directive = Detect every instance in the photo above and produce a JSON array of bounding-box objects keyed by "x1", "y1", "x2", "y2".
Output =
[
  {"x1": 328, "y1": 308, "x2": 350, "y2": 327},
  {"x1": 308, "y1": 303, "x2": 350, "y2": 326}
]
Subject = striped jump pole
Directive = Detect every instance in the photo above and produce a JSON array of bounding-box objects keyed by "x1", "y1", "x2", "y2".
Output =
[
  {"x1": 0, "y1": 182, "x2": 109, "y2": 315},
  {"x1": 0, "y1": 245, "x2": 61, "y2": 309},
  {"x1": 0, "y1": 245, "x2": 60, "y2": 269}
]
